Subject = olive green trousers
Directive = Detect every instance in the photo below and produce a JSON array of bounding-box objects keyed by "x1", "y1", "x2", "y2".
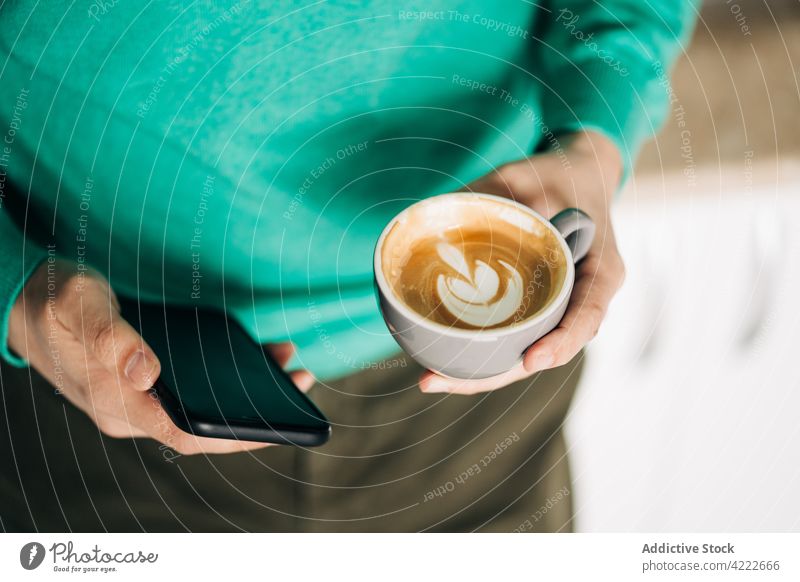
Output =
[{"x1": 0, "y1": 352, "x2": 582, "y2": 532}]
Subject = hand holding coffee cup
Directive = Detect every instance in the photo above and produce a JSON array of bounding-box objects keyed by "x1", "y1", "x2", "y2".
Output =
[
  {"x1": 374, "y1": 131, "x2": 626, "y2": 394},
  {"x1": 374, "y1": 193, "x2": 594, "y2": 379}
]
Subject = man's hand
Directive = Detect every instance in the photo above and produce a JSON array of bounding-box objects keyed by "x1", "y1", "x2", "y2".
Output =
[
  {"x1": 7, "y1": 260, "x2": 314, "y2": 454},
  {"x1": 419, "y1": 130, "x2": 626, "y2": 395}
]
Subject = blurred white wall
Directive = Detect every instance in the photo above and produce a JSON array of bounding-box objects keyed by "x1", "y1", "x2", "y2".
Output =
[{"x1": 568, "y1": 164, "x2": 800, "y2": 531}]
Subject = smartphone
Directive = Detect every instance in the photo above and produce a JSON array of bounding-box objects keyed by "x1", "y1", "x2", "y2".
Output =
[{"x1": 119, "y1": 297, "x2": 331, "y2": 446}]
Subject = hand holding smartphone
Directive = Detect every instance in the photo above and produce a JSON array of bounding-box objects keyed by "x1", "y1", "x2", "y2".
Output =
[{"x1": 119, "y1": 298, "x2": 330, "y2": 447}]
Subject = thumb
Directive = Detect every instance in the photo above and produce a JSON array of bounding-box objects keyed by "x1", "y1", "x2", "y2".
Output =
[{"x1": 60, "y1": 280, "x2": 160, "y2": 391}]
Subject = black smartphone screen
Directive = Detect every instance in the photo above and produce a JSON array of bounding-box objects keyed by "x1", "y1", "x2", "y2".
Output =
[{"x1": 119, "y1": 298, "x2": 330, "y2": 446}]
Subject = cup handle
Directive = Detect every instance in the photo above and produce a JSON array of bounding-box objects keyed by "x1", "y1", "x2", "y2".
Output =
[{"x1": 550, "y1": 208, "x2": 596, "y2": 263}]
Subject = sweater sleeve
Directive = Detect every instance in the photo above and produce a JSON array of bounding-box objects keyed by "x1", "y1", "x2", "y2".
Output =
[
  {"x1": 0, "y1": 206, "x2": 48, "y2": 367},
  {"x1": 533, "y1": 0, "x2": 699, "y2": 178}
]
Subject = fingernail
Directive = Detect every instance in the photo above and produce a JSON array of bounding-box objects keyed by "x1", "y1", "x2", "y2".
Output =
[
  {"x1": 526, "y1": 352, "x2": 553, "y2": 372},
  {"x1": 125, "y1": 350, "x2": 156, "y2": 389}
]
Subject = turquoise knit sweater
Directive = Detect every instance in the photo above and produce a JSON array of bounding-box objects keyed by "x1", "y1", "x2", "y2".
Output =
[{"x1": 0, "y1": 1, "x2": 697, "y2": 379}]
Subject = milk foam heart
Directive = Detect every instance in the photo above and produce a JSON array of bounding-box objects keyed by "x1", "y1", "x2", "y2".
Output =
[{"x1": 435, "y1": 242, "x2": 524, "y2": 327}]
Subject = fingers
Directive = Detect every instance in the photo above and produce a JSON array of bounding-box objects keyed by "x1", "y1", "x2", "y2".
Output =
[
  {"x1": 264, "y1": 342, "x2": 316, "y2": 392},
  {"x1": 523, "y1": 252, "x2": 624, "y2": 373},
  {"x1": 290, "y1": 370, "x2": 316, "y2": 393},
  {"x1": 58, "y1": 280, "x2": 160, "y2": 391},
  {"x1": 75, "y1": 368, "x2": 268, "y2": 453},
  {"x1": 121, "y1": 389, "x2": 269, "y2": 455},
  {"x1": 419, "y1": 363, "x2": 531, "y2": 395},
  {"x1": 93, "y1": 414, "x2": 149, "y2": 439},
  {"x1": 265, "y1": 342, "x2": 294, "y2": 368},
  {"x1": 54, "y1": 281, "x2": 304, "y2": 452},
  {"x1": 113, "y1": 342, "x2": 311, "y2": 453},
  {"x1": 419, "y1": 245, "x2": 624, "y2": 394},
  {"x1": 418, "y1": 251, "x2": 623, "y2": 394}
]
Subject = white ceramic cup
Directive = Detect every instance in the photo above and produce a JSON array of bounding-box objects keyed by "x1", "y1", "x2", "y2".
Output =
[{"x1": 373, "y1": 193, "x2": 595, "y2": 379}]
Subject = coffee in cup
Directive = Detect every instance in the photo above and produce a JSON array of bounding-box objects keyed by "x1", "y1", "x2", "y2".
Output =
[
  {"x1": 380, "y1": 195, "x2": 567, "y2": 331},
  {"x1": 374, "y1": 193, "x2": 594, "y2": 379}
]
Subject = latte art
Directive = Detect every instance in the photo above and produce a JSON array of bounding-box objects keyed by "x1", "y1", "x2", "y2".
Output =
[
  {"x1": 435, "y1": 242, "x2": 525, "y2": 327},
  {"x1": 380, "y1": 195, "x2": 567, "y2": 330}
]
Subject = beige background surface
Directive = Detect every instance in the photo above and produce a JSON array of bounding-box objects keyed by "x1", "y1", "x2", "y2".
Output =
[{"x1": 633, "y1": 0, "x2": 799, "y2": 194}]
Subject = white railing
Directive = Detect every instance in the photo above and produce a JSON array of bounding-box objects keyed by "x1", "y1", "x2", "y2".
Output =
[{"x1": 568, "y1": 168, "x2": 800, "y2": 531}]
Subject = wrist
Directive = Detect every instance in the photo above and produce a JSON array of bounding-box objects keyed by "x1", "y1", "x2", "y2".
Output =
[{"x1": 561, "y1": 130, "x2": 623, "y2": 192}]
